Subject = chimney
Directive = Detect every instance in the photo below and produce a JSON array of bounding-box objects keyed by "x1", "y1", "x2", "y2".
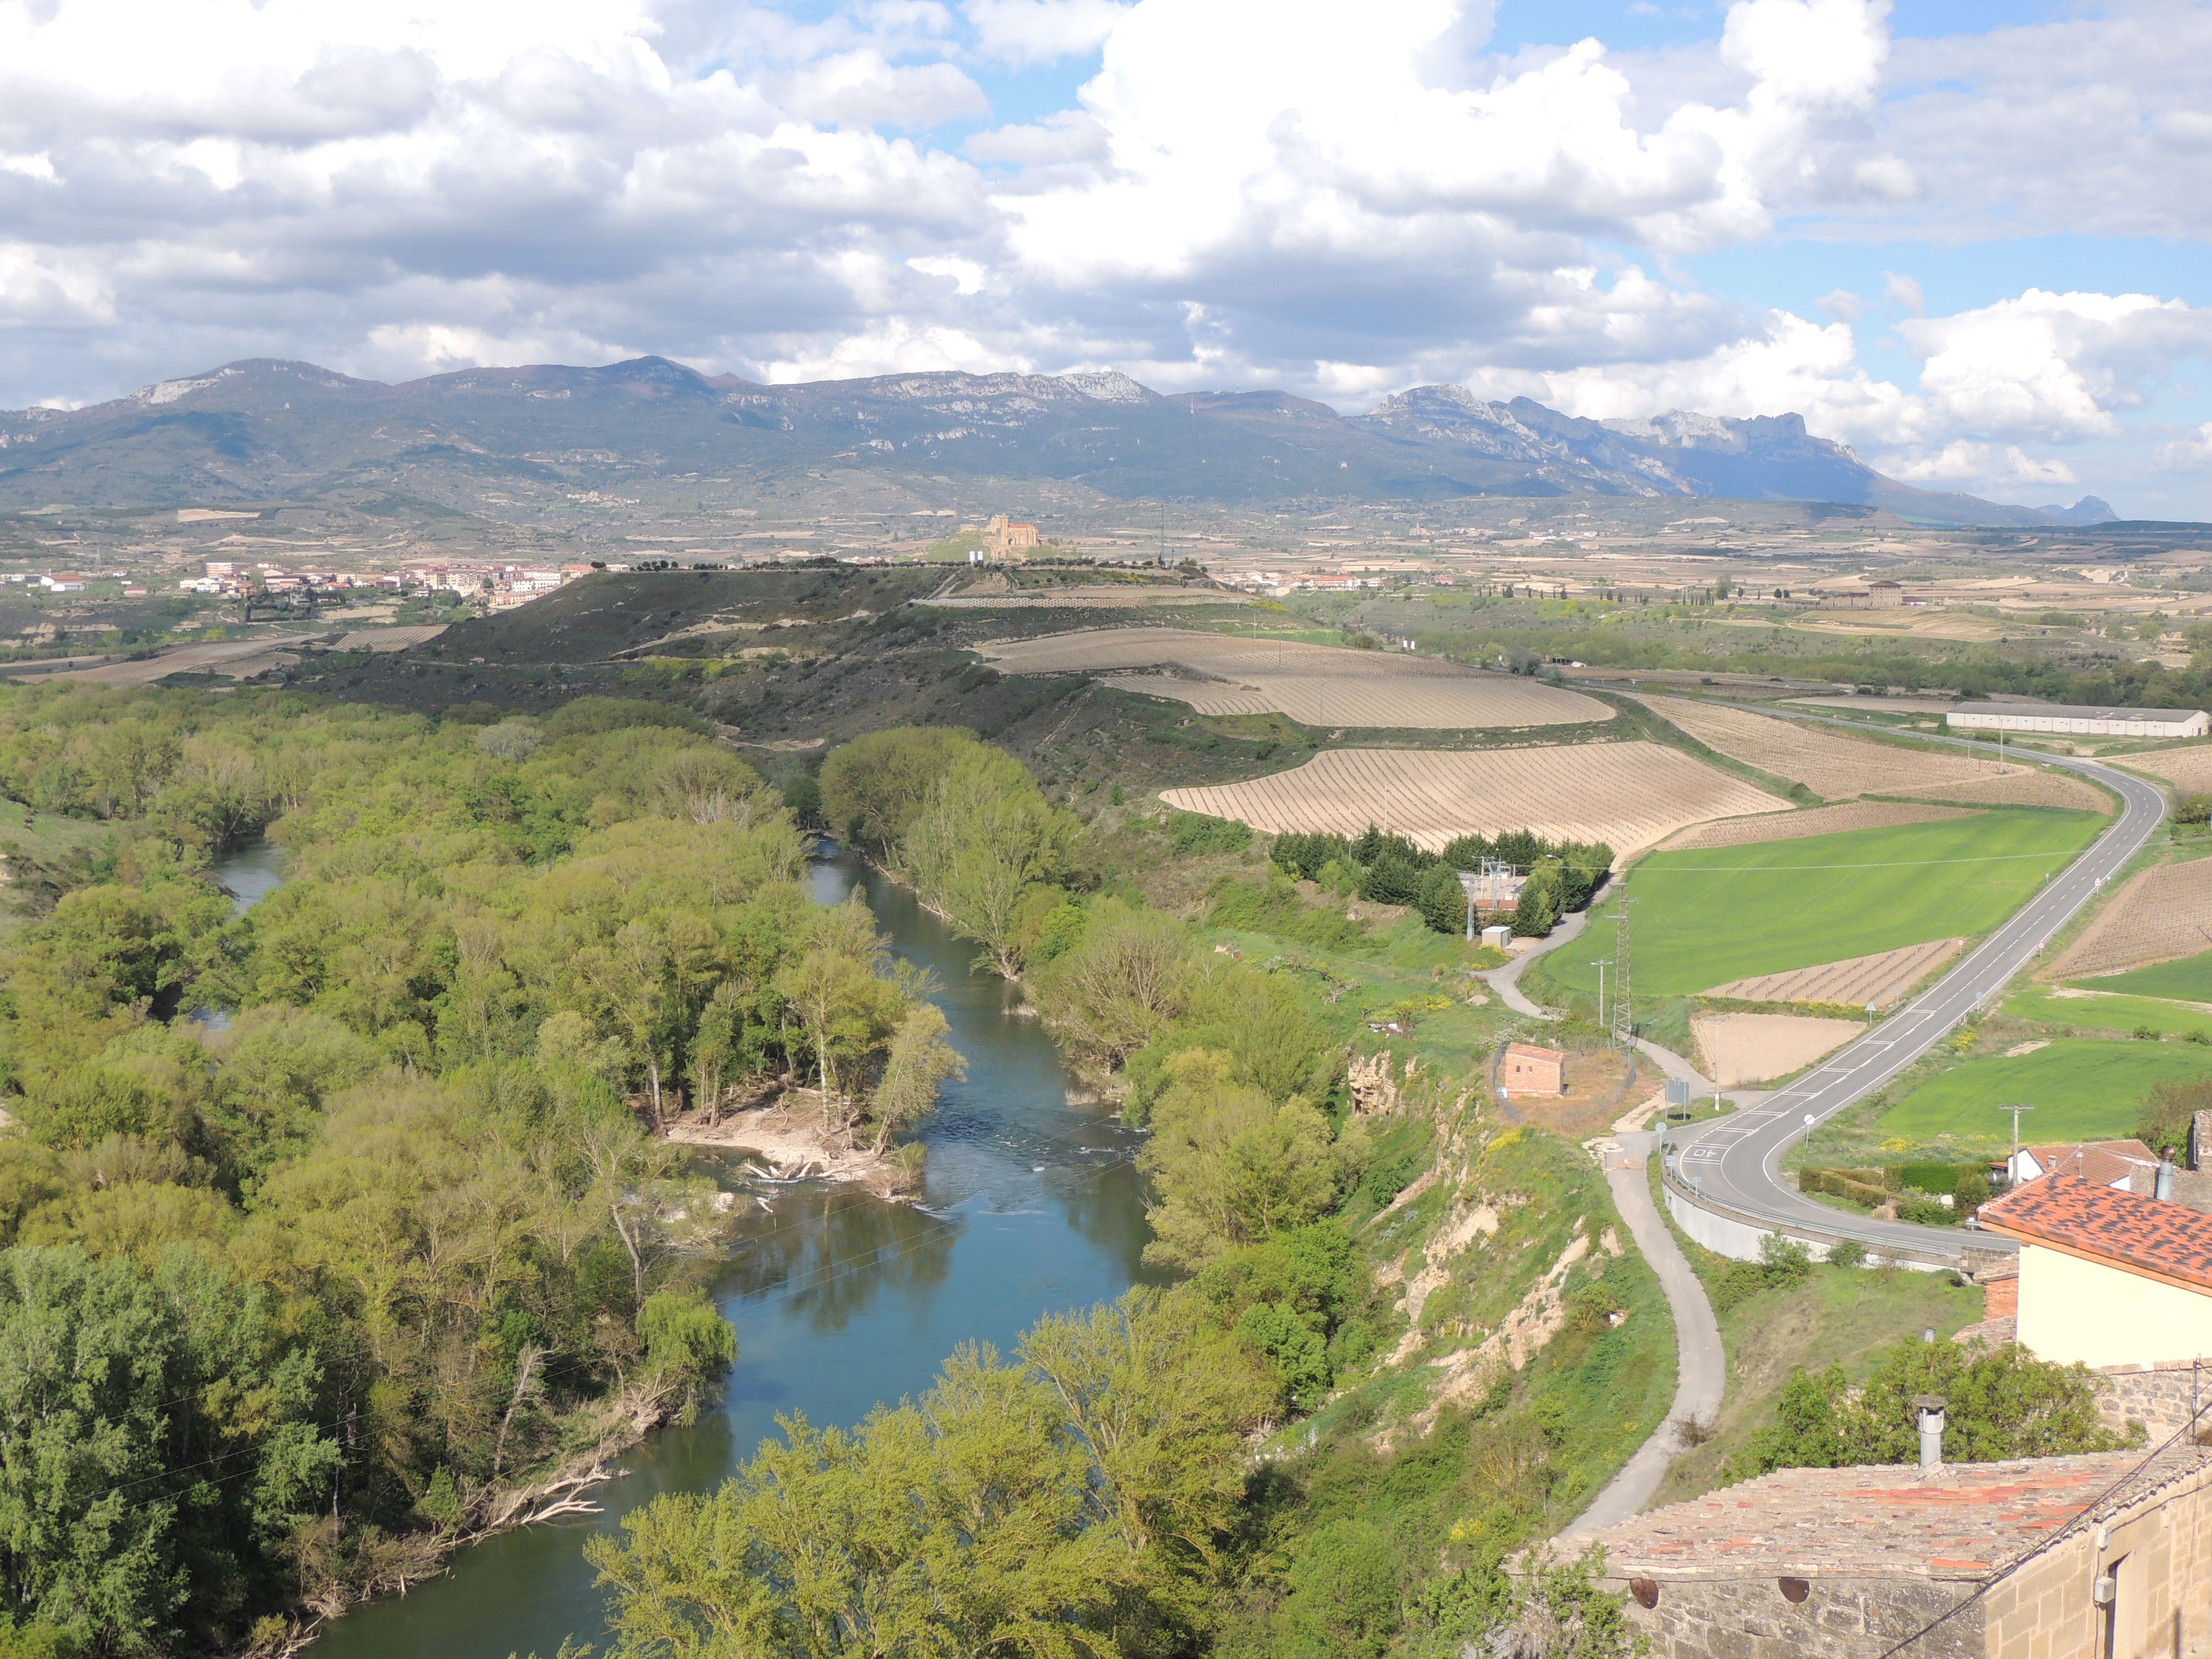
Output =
[
  {"x1": 1915, "y1": 1395, "x2": 1947, "y2": 1470},
  {"x1": 2158, "y1": 1149, "x2": 2177, "y2": 1202}
]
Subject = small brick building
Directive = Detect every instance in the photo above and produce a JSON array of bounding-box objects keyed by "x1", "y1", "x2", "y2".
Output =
[
  {"x1": 1498, "y1": 1042, "x2": 1566, "y2": 1097},
  {"x1": 1578, "y1": 1445, "x2": 2212, "y2": 1659}
]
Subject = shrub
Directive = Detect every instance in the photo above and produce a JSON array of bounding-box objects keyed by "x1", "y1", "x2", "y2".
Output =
[
  {"x1": 1566, "y1": 1277, "x2": 1619, "y2": 1335},
  {"x1": 2177, "y1": 793, "x2": 2212, "y2": 826},
  {"x1": 1169, "y1": 810, "x2": 1252, "y2": 855},
  {"x1": 1826, "y1": 1238, "x2": 1868, "y2": 1269}
]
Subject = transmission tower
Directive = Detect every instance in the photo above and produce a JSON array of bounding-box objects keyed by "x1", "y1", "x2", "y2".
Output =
[{"x1": 1611, "y1": 895, "x2": 1636, "y2": 1052}]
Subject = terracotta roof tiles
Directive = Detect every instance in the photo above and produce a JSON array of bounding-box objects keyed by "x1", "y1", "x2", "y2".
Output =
[
  {"x1": 1977, "y1": 1172, "x2": 2212, "y2": 1292},
  {"x1": 1581, "y1": 1449, "x2": 2212, "y2": 1581}
]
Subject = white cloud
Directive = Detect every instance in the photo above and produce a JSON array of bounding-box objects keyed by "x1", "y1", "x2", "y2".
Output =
[
  {"x1": 963, "y1": 0, "x2": 1130, "y2": 66},
  {"x1": 0, "y1": 0, "x2": 2204, "y2": 512},
  {"x1": 2157, "y1": 424, "x2": 2212, "y2": 473},
  {"x1": 1887, "y1": 441, "x2": 2075, "y2": 487}
]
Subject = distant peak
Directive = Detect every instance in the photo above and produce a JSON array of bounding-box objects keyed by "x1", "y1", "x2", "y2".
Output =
[{"x1": 1056, "y1": 370, "x2": 1152, "y2": 403}]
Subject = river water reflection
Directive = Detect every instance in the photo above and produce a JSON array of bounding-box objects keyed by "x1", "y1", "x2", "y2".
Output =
[{"x1": 305, "y1": 846, "x2": 1154, "y2": 1659}]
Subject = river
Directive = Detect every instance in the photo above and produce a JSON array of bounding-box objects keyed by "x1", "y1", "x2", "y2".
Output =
[{"x1": 276, "y1": 844, "x2": 1155, "y2": 1659}]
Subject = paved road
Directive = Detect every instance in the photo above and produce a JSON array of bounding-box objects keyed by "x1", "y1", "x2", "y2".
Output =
[
  {"x1": 1666, "y1": 721, "x2": 2168, "y2": 1264},
  {"x1": 1564, "y1": 1127, "x2": 1726, "y2": 1535}
]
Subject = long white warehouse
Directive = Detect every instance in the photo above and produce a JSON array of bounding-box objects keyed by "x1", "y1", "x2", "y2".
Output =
[{"x1": 1946, "y1": 702, "x2": 2210, "y2": 738}]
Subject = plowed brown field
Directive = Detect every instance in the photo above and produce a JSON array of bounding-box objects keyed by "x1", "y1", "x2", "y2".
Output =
[
  {"x1": 1665, "y1": 801, "x2": 1974, "y2": 851},
  {"x1": 1911, "y1": 770, "x2": 2110, "y2": 812},
  {"x1": 2117, "y1": 747, "x2": 2212, "y2": 794},
  {"x1": 987, "y1": 627, "x2": 1612, "y2": 728},
  {"x1": 2049, "y1": 859, "x2": 2212, "y2": 977},
  {"x1": 1634, "y1": 694, "x2": 2103, "y2": 808},
  {"x1": 1693, "y1": 1013, "x2": 1862, "y2": 1087},
  {"x1": 1158, "y1": 741, "x2": 1785, "y2": 858},
  {"x1": 1704, "y1": 937, "x2": 1967, "y2": 1008}
]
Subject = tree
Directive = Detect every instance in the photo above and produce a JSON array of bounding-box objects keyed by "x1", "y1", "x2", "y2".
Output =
[
  {"x1": 818, "y1": 726, "x2": 982, "y2": 854},
  {"x1": 1137, "y1": 1051, "x2": 1342, "y2": 1272},
  {"x1": 868, "y1": 1004, "x2": 965, "y2": 1154},
  {"x1": 1416, "y1": 863, "x2": 1467, "y2": 936},
  {"x1": 900, "y1": 751, "x2": 1081, "y2": 978},
  {"x1": 1731, "y1": 1337, "x2": 2126, "y2": 1479},
  {"x1": 1032, "y1": 900, "x2": 1188, "y2": 1067}
]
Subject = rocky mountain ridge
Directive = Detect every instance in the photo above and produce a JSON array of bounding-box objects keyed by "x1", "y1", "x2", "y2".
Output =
[{"x1": 0, "y1": 356, "x2": 2112, "y2": 528}]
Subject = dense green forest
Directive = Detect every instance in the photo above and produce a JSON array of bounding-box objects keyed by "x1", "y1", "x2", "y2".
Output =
[{"x1": 0, "y1": 688, "x2": 964, "y2": 1654}]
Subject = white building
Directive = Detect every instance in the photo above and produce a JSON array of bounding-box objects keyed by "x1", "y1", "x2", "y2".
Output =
[{"x1": 1947, "y1": 702, "x2": 2210, "y2": 739}]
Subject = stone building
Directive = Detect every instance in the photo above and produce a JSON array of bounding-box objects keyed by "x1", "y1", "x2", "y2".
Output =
[
  {"x1": 1579, "y1": 1445, "x2": 2212, "y2": 1659},
  {"x1": 1498, "y1": 1042, "x2": 1566, "y2": 1097},
  {"x1": 983, "y1": 514, "x2": 1039, "y2": 558}
]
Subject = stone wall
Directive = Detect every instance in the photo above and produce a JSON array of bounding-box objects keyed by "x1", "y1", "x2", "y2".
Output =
[
  {"x1": 2100, "y1": 1360, "x2": 2212, "y2": 1443},
  {"x1": 1615, "y1": 1575, "x2": 1981, "y2": 1659}
]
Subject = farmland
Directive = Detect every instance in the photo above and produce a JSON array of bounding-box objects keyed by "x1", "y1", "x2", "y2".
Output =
[
  {"x1": 1692, "y1": 1012, "x2": 1862, "y2": 1086},
  {"x1": 1158, "y1": 740, "x2": 1785, "y2": 857},
  {"x1": 1541, "y1": 809, "x2": 2106, "y2": 1001},
  {"x1": 2084, "y1": 947, "x2": 2212, "y2": 1002},
  {"x1": 983, "y1": 626, "x2": 1614, "y2": 728},
  {"x1": 1633, "y1": 694, "x2": 2106, "y2": 811},
  {"x1": 2048, "y1": 857, "x2": 2212, "y2": 977},
  {"x1": 2005, "y1": 984, "x2": 2212, "y2": 1041},
  {"x1": 1664, "y1": 800, "x2": 1972, "y2": 851},
  {"x1": 1874, "y1": 1038, "x2": 2212, "y2": 1148},
  {"x1": 1704, "y1": 936, "x2": 1967, "y2": 1008},
  {"x1": 2118, "y1": 746, "x2": 2212, "y2": 793}
]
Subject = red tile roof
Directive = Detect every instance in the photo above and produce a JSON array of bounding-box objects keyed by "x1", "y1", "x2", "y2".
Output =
[
  {"x1": 1978, "y1": 1172, "x2": 2212, "y2": 1292},
  {"x1": 1579, "y1": 1451, "x2": 2210, "y2": 1580},
  {"x1": 2019, "y1": 1140, "x2": 2159, "y2": 1190}
]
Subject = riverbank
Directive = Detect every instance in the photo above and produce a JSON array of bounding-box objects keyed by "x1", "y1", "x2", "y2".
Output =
[{"x1": 662, "y1": 1087, "x2": 919, "y2": 1200}]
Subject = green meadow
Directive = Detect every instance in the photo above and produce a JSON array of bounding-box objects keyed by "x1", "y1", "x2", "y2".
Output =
[
  {"x1": 2006, "y1": 983, "x2": 2212, "y2": 1041},
  {"x1": 1875, "y1": 1038, "x2": 2212, "y2": 1147},
  {"x1": 1546, "y1": 809, "x2": 2105, "y2": 1001},
  {"x1": 2073, "y1": 948, "x2": 2212, "y2": 1004}
]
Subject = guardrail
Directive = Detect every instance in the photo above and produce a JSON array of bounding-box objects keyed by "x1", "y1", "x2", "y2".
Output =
[{"x1": 1660, "y1": 1151, "x2": 2013, "y2": 1274}]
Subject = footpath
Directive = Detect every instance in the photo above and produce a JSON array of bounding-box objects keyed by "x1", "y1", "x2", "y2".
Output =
[{"x1": 1478, "y1": 907, "x2": 1728, "y2": 1535}]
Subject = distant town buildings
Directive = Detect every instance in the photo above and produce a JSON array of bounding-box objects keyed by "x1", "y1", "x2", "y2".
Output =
[{"x1": 176, "y1": 559, "x2": 589, "y2": 611}]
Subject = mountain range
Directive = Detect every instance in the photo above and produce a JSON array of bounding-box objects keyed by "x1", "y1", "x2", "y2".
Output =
[{"x1": 0, "y1": 356, "x2": 2115, "y2": 528}]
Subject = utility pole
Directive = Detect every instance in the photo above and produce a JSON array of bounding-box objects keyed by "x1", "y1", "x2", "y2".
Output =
[
  {"x1": 2001, "y1": 1103, "x2": 2034, "y2": 1179},
  {"x1": 1591, "y1": 961, "x2": 1608, "y2": 1033},
  {"x1": 1611, "y1": 895, "x2": 1635, "y2": 1053}
]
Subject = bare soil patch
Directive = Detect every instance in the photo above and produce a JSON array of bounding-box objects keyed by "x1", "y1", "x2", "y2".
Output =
[
  {"x1": 1693, "y1": 1013, "x2": 1863, "y2": 1087},
  {"x1": 1160, "y1": 741, "x2": 1785, "y2": 859},
  {"x1": 1704, "y1": 937, "x2": 1967, "y2": 1008},
  {"x1": 2048, "y1": 859, "x2": 2212, "y2": 978},
  {"x1": 2115, "y1": 746, "x2": 2212, "y2": 794},
  {"x1": 985, "y1": 627, "x2": 1613, "y2": 728},
  {"x1": 1633, "y1": 694, "x2": 2052, "y2": 801},
  {"x1": 1904, "y1": 771, "x2": 2109, "y2": 812},
  {"x1": 1665, "y1": 800, "x2": 1973, "y2": 851}
]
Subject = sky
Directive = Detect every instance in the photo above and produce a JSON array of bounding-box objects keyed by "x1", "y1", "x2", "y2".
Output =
[{"x1": 1, "y1": 0, "x2": 2209, "y2": 515}]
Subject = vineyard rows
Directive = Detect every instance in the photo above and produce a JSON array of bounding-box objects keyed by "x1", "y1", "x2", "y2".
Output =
[
  {"x1": 1635, "y1": 695, "x2": 2093, "y2": 804},
  {"x1": 1159, "y1": 741, "x2": 1785, "y2": 859},
  {"x1": 987, "y1": 627, "x2": 1612, "y2": 728},
  {"x1": 2051, "y1": 859, "x2": 2212, "y2": 978}
]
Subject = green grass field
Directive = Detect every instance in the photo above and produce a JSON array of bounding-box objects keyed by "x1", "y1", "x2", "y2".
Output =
[
  {"x1": 2007, "y1": 983, "x2": 2212, "y2": 1040},
  {"x1": 1874, "y1": 1038, "x2": 2212, "y2": 1146},
  {"x1": 2074, "y1": 949, "x2": 2212, "y2": 1003},
  {"x1": 1546, "y1": 809, "x2": 2104, "y2": 1001}
]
